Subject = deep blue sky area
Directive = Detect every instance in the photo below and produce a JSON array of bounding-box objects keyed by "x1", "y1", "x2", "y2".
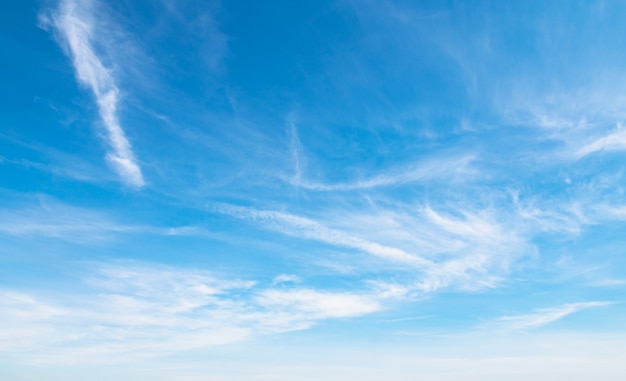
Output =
[{"x1": 1, "y1": 1, "x2": 626, "y2": 380}]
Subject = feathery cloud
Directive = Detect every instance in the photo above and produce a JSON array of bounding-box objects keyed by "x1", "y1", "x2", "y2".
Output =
[
  {"x1": 216, "y1": 204, "x2": 432, "y2": 266},
  {"x1": 289, "y1": 155, "x2": 476, "y2": 191},
  {"x1": 215, "y1": 202, "x2": 531, "y2": 294},
  {"x1": 45, "y1": 0, "x2": 144, "y2": 187},
  {"x1": 492, "y1": 302, "x2": 614, "y2": 330},
  {"x1": 0, "y1": 262, "x2": 385, "y2": 363},
  {"x1": 577, "y1": 125, "x2": 626, "y2": 158}
]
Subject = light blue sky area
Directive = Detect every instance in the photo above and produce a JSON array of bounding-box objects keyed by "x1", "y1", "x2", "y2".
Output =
[{"x1": 2, "y1": 0, "x2": 626, "y2": 379}]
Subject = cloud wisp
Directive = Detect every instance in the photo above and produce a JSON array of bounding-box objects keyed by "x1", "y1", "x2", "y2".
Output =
[
  {"x1": 216, "y1": 204, "x2": 433, "y2": 267},
  {"x1": 287, "y1": 155, "x2": 476, "y2": 192},
  {"x1": 0, "y1": 262, "x2": 384, "y2": 363},
  {"x1": 0, "y1": 197, "x2": 227, "y2": 244},
  {"x1": 44, "y1": 0, "x2": 144, "y2": 187},
  {"x1": 490, "y1": 302, "x2": 614, "y2": 330},
  {"x1": 216, "y1": 202, "x2": 528, "y2": 294},
  {"x1": 577, "y1": 125, "x2": 626, "y2": 158}
]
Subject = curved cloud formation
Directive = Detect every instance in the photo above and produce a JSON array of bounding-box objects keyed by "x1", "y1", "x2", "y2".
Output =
[{"x1": 46, "y1": 0, "x2": 144, "y2": 187}]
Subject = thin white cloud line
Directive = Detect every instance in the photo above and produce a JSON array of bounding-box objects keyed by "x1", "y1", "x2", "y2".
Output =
[
  {"x1": 590, "y1": 279, "x2": 626, "y2": 287},
  {"x1": 0, "y1": 221, "x2": 217, "y2": 242},
  {"x1": 288, "y1": 115, "x2": 304, "y2": 185},
  {"x1": 288, "y1": 155, "x2": 475, "y2": 191},
  {"x1": 576, "y1": 125, "x2": 626, "y2": 158},
  {"x1": 50, "y1": 0, "x2": 144, "y2": 187},
  {"x1": 0, "y1": 201, "x2": 221, "y2": 243},
  {"x1": 215, "y1": 204, "x2": 433, "y2": 267},
  {"x1": 383, "y1": 316, "x2": 428, "y2": 323},
  {"x1": 493, "y1": 301, "x2": 614, "y2": 330}
]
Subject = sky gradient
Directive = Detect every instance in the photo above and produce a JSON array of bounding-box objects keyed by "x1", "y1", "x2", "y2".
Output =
[{"x1": 2, "y1": 0, "x2": 626, "y2": 380}]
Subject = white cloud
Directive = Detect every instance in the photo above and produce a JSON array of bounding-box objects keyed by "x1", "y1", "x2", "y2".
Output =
[
  {"x1": 0, "y1": 262, "x2": 386, "y2": 363},
  {"x1": 272, "y1": 274, "x2": 301, "y2": 285},
  {"x1": 590, "y1": 279, "x2": 626, "y2": 287},
  {"x1": 577, "y1": 125, "x2": 626, "y2": 157},
  {"x1": 288, "y1": 114, "x2": 305, "y2": 186},
  {"x1": 217, "y1": 202, "x2": 529, "y2": 294},
  {"x1": 289, "y1": 155, "x2": 476, "y2": 191},
  {"x1": 0, "y1": 198, "x2": 224, "y2": 243},
  {"x1": 45, "y1": 0, "x2": 144, "y2": 187},
  {"x1": 1, "y1": 292, "x2": 66, "y2": 322},
  {"x1": 256, "y1": 289, "x2": 381, "y2": 319},
  {"x1": 491, "y1": 302, "x2": 614, "y2": 330},
  {"x1": 217, "y1": 204, "x2": 432, "y2": 266},
  {"x1": 0, "y1": 200, "x2": 139, "y2": 242},
  {"x1": 0, "y1": 292, "x2": 68, "y2": 352}
]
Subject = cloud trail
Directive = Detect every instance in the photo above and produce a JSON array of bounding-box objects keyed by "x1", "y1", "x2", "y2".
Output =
[
  {"x1": 492, "y1": 302, "x2": 614, "y2": 330},
  {"x1": 288, "y1": 115, "x2": 304, "y2": 185},
  {"x1": 577, "y1": 125, "x2": 626, "y2": 158},
  {"x1": 47, "y1": 0, "x2": 144, "y2": 187},
  {"x1": 289, "y1": 155, "x2": 476, "y2": 191},
  {"x1": 216, "y1": 204, "x2": 433, "y2": 267}
]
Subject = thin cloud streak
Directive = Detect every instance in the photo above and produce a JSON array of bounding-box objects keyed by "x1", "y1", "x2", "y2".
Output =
[
  {"x1": 289, "y1": 155, "x2": 476, "y2": 191},
  {"x1": 491, "y1": 302, "x2": 614, "y2": 330},
  {"x1": 216, "y1": 204, "x2": 433, "y2": 267},
  {"x1": 288, "y1": 115, "x2": 304, "y2": 186},
  {"x1": 0, "y1": 202, "x2": 140, "y2": 242},
  {"x1": 577, "y1": 125, "x2": 626, "y2": 158},
  {"x1": 46, "y1": 0, "x2": 144, "y2": 187},
  {"x1": 0, "y1": 198, "x2": 221, "y2": 243}
]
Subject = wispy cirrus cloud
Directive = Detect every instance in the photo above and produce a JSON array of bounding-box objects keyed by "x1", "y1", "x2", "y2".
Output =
[
  {"x1": 490, "y1": 302, "x2": 614, "y2": 330},
  {"x1": 590, "y1": 279, "x2": 626, "y2": 287},
  {"x1": 0, "y1": 197, "x2": 218, "y2": 243},
  {"x1": 0, "y1": 292, "x2": 68, "y2": 352},
  {"x1": 577, "y1": 125, "x2": 626, "y2": 158},
  {"x1": 288, "y1": 115, "x2": 305, "y2": 186},
  {"x1": 287, "y1": 154, "x2": 476, "y2": 191},
  {"x1": 0, "y1": 199, "x2": 139, "y2": 242},
  {"x1": 42, "y1": 0, "x2": 144, "y2": 187},
  {"x1": 216, "y1": 202, "x2": 527, "y2": 293},
  {"x1": 216, "y1": 204, "x2": 432, "y2": 266},
  {"x1": 0, "y1": 262, "x2": 385, "y2": 363}
]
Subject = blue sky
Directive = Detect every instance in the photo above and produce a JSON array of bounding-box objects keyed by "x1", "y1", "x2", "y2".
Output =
[{"x1": 2, "y1": 0, "x2": 626, "y2": 379}]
